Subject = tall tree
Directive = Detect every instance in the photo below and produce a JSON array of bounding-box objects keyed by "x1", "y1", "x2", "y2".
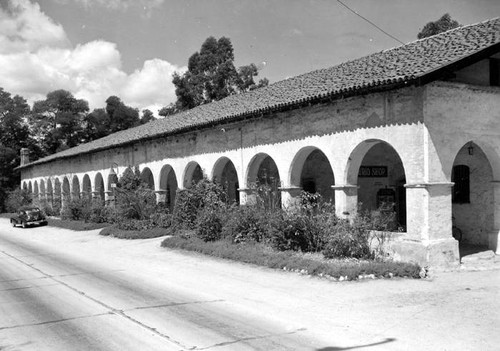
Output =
[
  {"x1": 81, "y1": 108, "x2": 110, "y2": 142},
  {"x1": 0, "y1": 88, "x2": 39, "y2": 211},
  {"x1": 417, "y1": 13, "x2": 461, "y2": 39},
  {"x1": 168, "y1": 36, "x2": 268, "y2": 112},
  {"x1": 30, "y1": 90, "x2": 89, "y2": 155},
  {"x1": 140, "y1": 109, "x2": 156, "y2": 124},
  {"x1": 105, "y1": 96, "x2": 140, "y2": 132}
]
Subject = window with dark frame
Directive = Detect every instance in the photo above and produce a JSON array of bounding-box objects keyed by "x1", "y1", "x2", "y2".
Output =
[{"x1": 452, "y1": 165, "x2": 470, "y2": 204}]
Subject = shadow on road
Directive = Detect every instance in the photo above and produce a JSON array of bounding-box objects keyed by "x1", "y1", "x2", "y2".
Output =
[{"x1": 316, "y1": 337, "x2": 396, "y2": 350}]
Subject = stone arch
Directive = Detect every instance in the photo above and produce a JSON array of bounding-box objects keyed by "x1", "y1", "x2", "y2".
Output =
[
  {"x1": 82, "y1": 174, "x2": 92, "y2": 199},
  {"x1": 246, "y1": 153, "x2": 281, "y2": 187},
  {"x1": 62, "y1": 176, "x2": 70, "y2": 195},
  {"x1": 212, "y1": 157, "x2": 240, "y2": 204},
  {"x1": 246, "y1": 153, "x2": 281, "y2": 208},
  {"x1": 46, "y1": 179, "x2": 53, "y2": 206},
  {"x1": 54, "y1": 178, "x2": 62, "y2": 213},
  {"x1": 33, "y1": 181, "x2": 39, "y2": 201},
  {"x1": 107, "y1": 172, "x2": 118, "y2": 191},
  {"x1": 72, "y1": 175, "x2": 80, "y2": 199},
  {"x1": 451, "y1": 141, "x2": 495, "y2": 247},
  {"x1": 159, "y1": 165, "x2": 178, "y2": 211},
  {"x1": 28, "y1": 181, "x2": 33, "y2": 194},
  {"x1": 346, "y1": 139, "x2": 407, "y2": 228},
  {"x1": 183, "y1": 161, "x2": 204, "y2": 188},
  {"x1": 39, "y1": 179, "x2": 45, "y2": 198},
  {"x1": 94, "y1": 173, "x2": 105, "y2": 202},
  {"x1": 140, "y1": 167, "x2": 155, "y2": 189},
  {"x1": 289, "y1": 146, "x2": 335, "y2": 202}
]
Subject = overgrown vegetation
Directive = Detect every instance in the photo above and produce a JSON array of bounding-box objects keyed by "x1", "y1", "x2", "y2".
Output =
[{"x1": 4, "y1": 171, "x2": 419, "y2": 280}]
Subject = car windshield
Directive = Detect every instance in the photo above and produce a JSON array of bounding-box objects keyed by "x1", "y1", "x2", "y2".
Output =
[{"x1": 25, "y1": 209, "x2": 40, "y2": 216}]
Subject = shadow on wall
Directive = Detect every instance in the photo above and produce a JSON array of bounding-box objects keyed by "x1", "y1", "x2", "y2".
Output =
[{"x1": 316, "y1": 337, "x2": 396, "y2": 350}]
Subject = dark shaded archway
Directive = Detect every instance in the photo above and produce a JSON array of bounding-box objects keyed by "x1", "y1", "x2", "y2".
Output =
[
  {"x1": 159, "y1": 165, "x2": 178, "y2": 212},
  {"x1": 183, "y1": 162, "x2": 204, "y2": 188},
  {"x1": 94, "y1": 173, "x2": 105, "y2": 203},
  {"x1": 54, "y1": 178, "x2": 62, "y2": 213},
  {"x1": 140, "y1": 167, "x2": 155, "y2": 189},
  {"x1": 246, "y1": 153, "x2": 281, "y2": 209},
  {"x1": 347, "y1": 140, "x2": 406, "y2": 229},
  {"x1": 46, "y1": 179, "x2": 53, "y2": 207},
  {"x1": 72, "y1": 176, "x2": 80, "y2": 199},
  {"x1": 451, "y1": 141, "x2": 494, "y2": 248},
  {"x1": 290, "y1": 147, "x2": 335, "y2": 203},
  {"x1": 213, "y1": 157, "x2": 240, "y2": 204},
  {"x1": 82, "y1": 174, "x2": 92, "y2": 200},
  {"x1": 33, "y1": 181, "x2": 39, "y2": 201}
]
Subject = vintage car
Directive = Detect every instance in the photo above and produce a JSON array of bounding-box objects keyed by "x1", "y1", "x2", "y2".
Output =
[{"x1": 10, "y1": 207, "x2": 48, "y2": 228}]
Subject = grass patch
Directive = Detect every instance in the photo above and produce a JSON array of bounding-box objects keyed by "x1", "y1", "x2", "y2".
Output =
[
  {"x1": 1, "y1": 213, "x2": 108, "y2": 231},
  {"x1": 46, "y1": 218, "x2": 109, "y2": 231},
  {"x1": 161, "y1": 234, "x2": 422, "y2": 280},
  {"x1": 100, "y1": 225, "x2": 170, "y2": 239}
]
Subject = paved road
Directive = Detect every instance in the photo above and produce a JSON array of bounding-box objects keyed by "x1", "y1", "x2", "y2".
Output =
[{"x1": 0, "y1": 218, "x2": 499, "y2": 350}]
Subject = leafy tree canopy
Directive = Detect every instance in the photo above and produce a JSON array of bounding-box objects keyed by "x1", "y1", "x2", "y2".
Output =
[
  {"x1": 417, "y1": 13, "x2": 461, "y2": 39},
  {"x1": 105, "y1": 95, "x2": 140, "y2": 132},
  {"x1": 166, "y1": 36, "x2": 268, "y2": 113},
  {"x1": 30, "y1": 89, "x2": 89, "y2": 154}
]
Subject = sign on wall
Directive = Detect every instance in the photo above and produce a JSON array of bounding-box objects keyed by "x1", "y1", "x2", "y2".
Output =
[{"x1": 358, "y1": 166, "x2": 388, "y2": 178}]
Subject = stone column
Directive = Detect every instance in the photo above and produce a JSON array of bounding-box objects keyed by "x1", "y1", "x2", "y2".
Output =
[
  {"x1": 405, "y1": 182, "x2": 459, "y2": 266},
  {"x1": 489, "y1": 181, "x2": 500, "y2": 254},
  {"x1": 238, "y1": 188, "x2": 255, "y2": 206},
  {"x1": 279, "y1": 186, "x2": 302, "y2": 209},
  {"x1": 156, "y1": 190, "x2": 167, "y2": 204},
  {"x1": 104, "y1": 191, "x2": 113, "y2": 205},
  {"x1": 332, "y1": 184, "x2": 358, "y2": 219}
]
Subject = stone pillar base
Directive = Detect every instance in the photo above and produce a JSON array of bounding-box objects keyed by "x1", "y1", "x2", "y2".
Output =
[
  {"x1": 370, "y1": 232, "x2": 460, "y2": 269},
  {"x1": 488, "y1": 230, "x2": 500, "y2": 254},
  {"x1": 156, "y1": 190, "x2": 167, "y2": 204},
  {"x1": 279, "y1": 186, "x2": 302, "y2": 209}
]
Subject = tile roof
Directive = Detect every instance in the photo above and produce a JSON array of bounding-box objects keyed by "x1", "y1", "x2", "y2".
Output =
[{"x1": 24, "y1": 17, "x2": 500, "y2": 168}]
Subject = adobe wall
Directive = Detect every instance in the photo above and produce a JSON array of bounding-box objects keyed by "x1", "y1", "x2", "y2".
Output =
[
  {"x1": 24, "y1": 85, "x2": 425, "y2": 196},
  {"x1": 424, "y1": 81, "x2": 500, "y2": 253}
]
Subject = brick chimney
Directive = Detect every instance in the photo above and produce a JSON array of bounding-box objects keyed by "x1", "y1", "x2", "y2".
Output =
[{"x1": 20, "y1": 148, "x2": 30, "y2": 166}]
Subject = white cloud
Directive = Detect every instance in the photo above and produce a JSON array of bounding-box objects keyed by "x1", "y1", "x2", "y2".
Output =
[
  {"x1": 0, "y1": 0, "x2": 181, "y2": 115},
  {"x1": 0, "y1": 0, "x2": 70, "y2": 54}
]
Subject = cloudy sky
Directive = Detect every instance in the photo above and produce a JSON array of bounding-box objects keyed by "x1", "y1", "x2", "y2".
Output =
[{"x1": 1, "y1": 0, "x2": 499, "y2": 114}]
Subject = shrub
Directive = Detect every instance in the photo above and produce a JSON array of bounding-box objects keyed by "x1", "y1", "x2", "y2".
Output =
[
  {"x1": 221, "y1": 205, "x2": 269, "y2": 243},
  {"x1": 269, "y1": 211, "x2": 326, "y2": 252},
  {"x1": 322, "y1": 217, "x2": 372, "y2": 259},
  {"x1": 268, "y1": 193, "x2": 337, "y2": 252},
  {"x1": 60, "y1": 198, "x2": 90, "y2": 221},
  {"x1": 87, "y1": 199, "x2": 112, "y2": 223},
  {"x1": 5, "y1": 188, "x2": 32, "y2": 212},
  {"x1": 149, "y1": 212, "x2": 172, "y2": 228},
  {"x1": 114, "y1": 166, "x2": 157, "y2": 221},
  {"x1": 196, "y1": 206, "x2": 225, "y2": 241},
  {"x1": 172, "y1": 178, "x2": 227, "y2": 230}
]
